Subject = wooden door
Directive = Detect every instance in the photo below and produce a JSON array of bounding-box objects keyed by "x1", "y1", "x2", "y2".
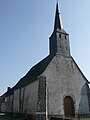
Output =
[{"x1": 64, "y1": 96, "x2": 75, "y2": 117}]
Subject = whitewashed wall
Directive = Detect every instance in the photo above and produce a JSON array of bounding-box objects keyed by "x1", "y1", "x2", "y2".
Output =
[
  {"x1": 20, "y1": 87, "x2": 24, "y2": 113},
  {"x1": 1, "y1": 102, "x2": 6, "y2": 112},
  {"x1": 6, "y1": 80, "x2": 39, "y2": 115},
  {"x1": 6, "y1": 95, "x2": 13, "y2": 113},
  {"x1": 23, "y1": 80, "x2": 39, "y2": 114},
  {"x1": 43, "y1": 55, "x2": 90, "y2": 116},
  {"x1": 13, "y1": 89, "x2": 19, "y2": 113}
]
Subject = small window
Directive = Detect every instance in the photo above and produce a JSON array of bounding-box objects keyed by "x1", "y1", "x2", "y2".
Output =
[
  {"x1": 59, "y1": 34, "x2": 61, "y2": 38},
  {"x1": 65, "y1": 35, "x2": 67, "y2": 39}
]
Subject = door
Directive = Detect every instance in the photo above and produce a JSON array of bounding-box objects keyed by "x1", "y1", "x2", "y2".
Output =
[{"x1": 64, "y1": 96, "x2": 75, "y2": 117}]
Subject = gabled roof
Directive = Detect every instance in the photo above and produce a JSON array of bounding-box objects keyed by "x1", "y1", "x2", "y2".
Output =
[
  {"x1": 2, "y1": 55, "x2": 54, "y2": 96},
  {"x1": 15, "y1": 55, "x2": 54, "y2": 88},
  {"x1": 15, "y1": 55, "x2": 90, "y2": 88},
  {"x1": 1, "y1": 55, "x2": 89, "y2": 97}
]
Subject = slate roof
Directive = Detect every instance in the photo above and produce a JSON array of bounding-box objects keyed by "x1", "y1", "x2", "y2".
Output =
[
  {"x1": 52, "y1": 2, "x2": 68, "y2": 36},
  {"x1": 15, "y1": 55, "x2": 54, "y2": 88},
  {"x1": 2, "y1": 54, "x2": 54, "y2": 96}
]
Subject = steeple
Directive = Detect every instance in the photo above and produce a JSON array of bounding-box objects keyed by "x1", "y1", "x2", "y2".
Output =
[
  {"x1": 49, "y1": 2, "x2": 70, "y2": 56},
  {"x1": 54, "y1": 2, "x2": 62, "y2": 31}
]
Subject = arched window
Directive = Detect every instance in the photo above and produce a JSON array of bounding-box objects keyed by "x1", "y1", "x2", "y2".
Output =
[{"x1": 64, "y1": 96, "x2": 75, "y2": 117}]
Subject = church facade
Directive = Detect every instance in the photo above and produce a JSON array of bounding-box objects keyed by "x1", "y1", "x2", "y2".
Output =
[{"x1": 0, "y1": 3, "x2": 90, "y2": 120}]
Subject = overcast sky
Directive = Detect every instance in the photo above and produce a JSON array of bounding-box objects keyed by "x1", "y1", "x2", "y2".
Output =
[{"x1": 0, "y1": 0, "x2": 90, "y2": 95}]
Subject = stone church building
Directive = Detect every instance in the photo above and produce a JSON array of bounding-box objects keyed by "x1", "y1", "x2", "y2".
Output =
[{"x1": 0, "y1": 2, "x2": 90, "y2": 120}]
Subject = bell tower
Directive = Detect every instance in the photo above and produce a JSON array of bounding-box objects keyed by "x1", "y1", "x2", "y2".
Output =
[{"x1": 49, "y1": 3, "x2": 70, "y2": 56}]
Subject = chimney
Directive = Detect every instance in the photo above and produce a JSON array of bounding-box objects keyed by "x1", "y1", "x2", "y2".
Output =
[{"x1": 7, "y1": 87, "x2": 11, "y2": 92}]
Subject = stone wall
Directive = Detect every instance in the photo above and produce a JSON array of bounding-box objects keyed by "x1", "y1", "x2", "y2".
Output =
[
  {"x1": 5, "y1": 79, "x2": 39, "y2": 117},
  {"x1": 23, "y1": 80, "x2": 39, "y2": 114},
  {"x1": 36, "y1": 76, "x2": 46, "y2": 120},
  {"x1": 43, "y1": 55, "x2": 90, "y2": 117}
]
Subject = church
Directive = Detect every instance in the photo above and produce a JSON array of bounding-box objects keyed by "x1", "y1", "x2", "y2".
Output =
[{"x1": 0, "y1": 2, "x2": 90, "y2": 120}]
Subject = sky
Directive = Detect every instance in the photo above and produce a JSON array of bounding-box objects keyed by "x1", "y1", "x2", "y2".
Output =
[{"x1": 0, "y1": 0, "x2": 90, "y2": 95}]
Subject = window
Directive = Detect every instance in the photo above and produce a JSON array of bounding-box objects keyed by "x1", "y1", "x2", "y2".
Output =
[
  {"x1": 59, "y1": 34, "x2": 61, "y2": 38},
  {"x1": 65, "y1": 35, "x2": 67, "y2": 39}
]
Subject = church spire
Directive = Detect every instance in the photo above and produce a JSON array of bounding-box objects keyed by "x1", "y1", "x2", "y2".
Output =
[
  {"x1": 49, "y1": 2, "x2": 70, "y2": 56},
  {"x1": 54, "y1": 2, "x2": 62, "y2": 31}
]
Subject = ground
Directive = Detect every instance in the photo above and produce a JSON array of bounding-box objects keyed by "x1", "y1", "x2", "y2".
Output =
[{"x1": 0, "y1": 115, "x2": 22, "y2": 120}]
